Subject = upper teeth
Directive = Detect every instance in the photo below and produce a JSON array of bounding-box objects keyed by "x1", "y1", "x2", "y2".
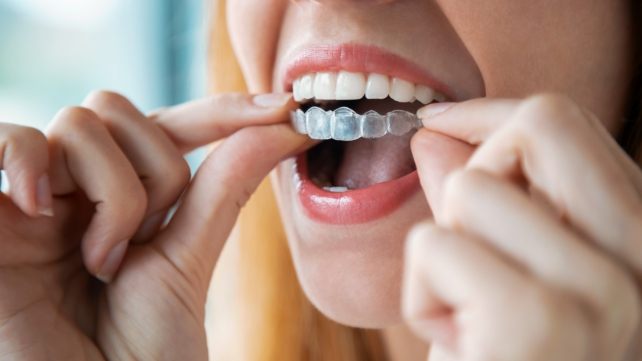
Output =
[{"x1": 292, "y1": 71, "x2": 443, "y2": 104}]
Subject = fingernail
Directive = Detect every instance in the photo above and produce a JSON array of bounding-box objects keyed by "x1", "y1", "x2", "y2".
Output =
[
  {"x1": 252, "y1": 93, "x2": 293, "y2": 108},
  {"x1": 36, "y1": 174, "x2": 54, "y2": 217},
  {"x1": 132, "y1": 212, "x2": 166, "y2": 243},
  {"x1": 417, "y1": 102, "x2": 455, "y2": 120},
  {"x1": 96, "y1": 240, "x2": 128, "y2": 283}
]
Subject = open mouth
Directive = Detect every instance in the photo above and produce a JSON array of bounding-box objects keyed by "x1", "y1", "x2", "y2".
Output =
[
  {"x1": 292, "y1": 71, "x2": 442, "y2": 191},
  {"x1": 280, "y1": 43, "x2": 452, "y2": 224}
]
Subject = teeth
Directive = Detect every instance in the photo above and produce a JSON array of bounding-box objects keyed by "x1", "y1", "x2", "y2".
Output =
[
  {"x1": 299, "y1": 74, "x2": 315, "y2": 100},
  {"x1": 365, "y1": 73, "x2": 390, "y2": 99},
  {"x1": 293, "y1": 71, "x2": 444, "y2": 103},
  {"x1": 414, "y1": 85, "x2": 434, "y2": 105},
  {"x1": 336, "y1": 71, "x2": 366, "y2": 100},
  {"x1": 389, "y1": 78, "x2": 415, "y2": 103},
  {"x1": 313, "y1": 72, "x2": 337, "y2": 100},
  {"x1": 291, "y1": 106, "x2": 420, "y2": 141},
  {"x1": 323, "y1": 186, "x2": 349, "y2": 193}
]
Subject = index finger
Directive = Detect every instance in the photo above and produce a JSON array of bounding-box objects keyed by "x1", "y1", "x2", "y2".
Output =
[{"x1": 150, "y1": 92, "x2": 296, "y2": 153}]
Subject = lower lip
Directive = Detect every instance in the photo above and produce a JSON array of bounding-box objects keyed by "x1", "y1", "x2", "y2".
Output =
[{"x1": 294, "y1": 152, "x2": 420, "y2": 224}]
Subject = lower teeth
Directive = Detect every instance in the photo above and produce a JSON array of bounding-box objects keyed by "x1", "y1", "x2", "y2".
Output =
[
  {"x1": 322, "y1": 186, "x2": 349, "y2": 193},
  {"x1": 291, "y1": 106, "x2": 421, "y2": 141}
]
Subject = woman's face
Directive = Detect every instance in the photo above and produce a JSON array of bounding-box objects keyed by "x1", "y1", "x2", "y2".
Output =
[{"x1": 227, "y1": 0, "x2": 634, "y2": 327}]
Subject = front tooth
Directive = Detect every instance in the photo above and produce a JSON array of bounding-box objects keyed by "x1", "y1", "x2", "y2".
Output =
[
  {"x1": 300, "y1": 74, "x2": 315, "y2": 99},
  {"x1": 293, "y1": 78, "x2": 303, "y2": 101},
  {"x1": 434, "y1": 92, "x2": 447, "y2": 102},
  {"x1": 365, "y1": 73, "x2": 389, "y2": 99},
  {"x1": 331, "y1": 107, "x2": 361, "y2": 141},
  {"x1": 389, "y1": 78, "x2": 415, "y2": 103},
  {"x1": 414, "y1": 85, "x2": 434, "y2": 104},
  {"x1": 336, "y1": 71, "x2": 366, "y2": 100},
  {"x1": 313, "y1": 72, "x2": 337, "y2": 100},
  {"x1": 306, "y1": 107, "x2": 331, "y2": 139}
]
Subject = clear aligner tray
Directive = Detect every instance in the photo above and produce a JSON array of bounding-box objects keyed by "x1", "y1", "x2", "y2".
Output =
[{"x1": 291, "y1": 106, "x2": 422, "y2": 141}]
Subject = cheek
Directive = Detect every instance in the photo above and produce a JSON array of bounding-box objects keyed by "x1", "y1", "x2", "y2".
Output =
[
  {"x1": 437, "y1": 0, "x2": 632, "y2": 125},
  {"x1": 227, "y1": 0, "x2": 287, "y2": 92}
]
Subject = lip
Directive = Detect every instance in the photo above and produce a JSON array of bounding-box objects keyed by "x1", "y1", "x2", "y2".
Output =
[
  {"x1": 294, "y1": 152, "x2": 421, "y2": 224},
  {"x1": 281, "y1": 42, "x2": 455, "y2": 100}
]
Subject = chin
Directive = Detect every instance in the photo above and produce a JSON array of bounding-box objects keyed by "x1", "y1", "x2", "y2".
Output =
[{"x1": 271, "y1": 157, "x2": 430, "y2": 328}]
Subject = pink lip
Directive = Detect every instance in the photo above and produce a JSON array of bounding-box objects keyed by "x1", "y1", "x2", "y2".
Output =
[
  {"x1": 281, "y1": 42, "x2": 455, "y2": 99},
  {"x1": 295, "y1": 154, "x2": 420, "y2": 224}
]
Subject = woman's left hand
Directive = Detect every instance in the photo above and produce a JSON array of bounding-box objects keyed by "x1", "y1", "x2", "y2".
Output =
[{"x1": 404, "y1": 94, "x2": 642, "y2": 361}]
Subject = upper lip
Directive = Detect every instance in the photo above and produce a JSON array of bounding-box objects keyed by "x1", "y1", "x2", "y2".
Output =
[{"x1": 280, "y1": 42, "x2": 458, "y2": 100}]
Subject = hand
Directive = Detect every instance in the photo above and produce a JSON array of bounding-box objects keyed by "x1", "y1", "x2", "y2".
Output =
[
  {"x1": 0, "y1": 91, "x2": 308, "y2": 360},
  {"x1": 404, "y1": 94, "x2": 642, "y2": 361}
]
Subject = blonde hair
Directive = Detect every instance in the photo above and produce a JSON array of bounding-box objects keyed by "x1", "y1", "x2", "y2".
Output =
[{"x1": 206, "y1": 1, "x2": 387, "y2": 360}]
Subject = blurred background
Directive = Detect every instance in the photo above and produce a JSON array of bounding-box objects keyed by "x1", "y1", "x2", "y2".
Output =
[{"x1": 0, "y1": 0, "x2": 208, "y2": 169}]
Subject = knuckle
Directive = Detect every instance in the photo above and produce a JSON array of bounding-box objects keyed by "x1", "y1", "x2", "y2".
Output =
[
  {"x1": 217, "y1": 169, "x2": 254, "y2": 211},
  {"x1": 84, "y1": 90, "x2": 129, "y2": 110},
  {"x1": 118, "y1": 180, "x2": 148, "y2": 221},
  {"x1": 524, "y1": 285, "x2": 592, "y2": 350},
  {"x1": 442, "y1": 169, "x2": 483, "y2": 223},
  {"x1": 4, "y1": 124, "x2": 46, "y2": 148},
  {"x1": 53, "y1": 106, "x2": 100, "y2": 130},
  {"x1": 516, "y1": 93, "x2": 583, "y2": 135},
  {"x1": 84, "y1": 90, "x2": 137, "y2": 120},
  {"x1": 151, "y1": 158, "x2": 191, "y2": 209},
  {"x1": 166, "y1": 158, "x2": 191, "y2": 191}
]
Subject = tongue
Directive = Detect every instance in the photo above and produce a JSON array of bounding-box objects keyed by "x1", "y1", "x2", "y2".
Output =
[{"x1": 334, "y1": 131, "x2": 416, "y2": 189}]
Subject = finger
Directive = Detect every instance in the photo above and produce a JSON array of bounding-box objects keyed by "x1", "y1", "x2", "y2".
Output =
[
  {"x1": 580, "y1": 107, "x2": 642, "y2": 195},
  {"x1": 441, "y1": 169, "x2": 641, "y2": 357},
  {"x1": 419, "y1": 95, "x2": 642, "y2": 194},
  {"x1": 405, "y1": 222, "x2": 594, "y2": 360},
  {"x1": 46, "y1": 107, "x2": 147, "y2": 281},
  {"x1": 472, "y1": 102, "x2": 642, "y2": 278},
  {"x1": 152, "y1": 124, "x2": 312, "y2": 289},
  {"x1": 410, "y1": 129, "x2": 474, "y2": 222},
  {"x1": 150, "y1": 92, "x2": 297, "y2": 153},
  {"x1": 403, "y1": 222, "x2": 531, "y2": 356},
  {"x1": 82, "y1": 91, "x2": 190, "y2": 242},
  {"x1": 423, "y1": 95, "x2": 642, "y2": 275},
  {"x1": 0, "y1": 123, "x2": 52, "y2": 217}
]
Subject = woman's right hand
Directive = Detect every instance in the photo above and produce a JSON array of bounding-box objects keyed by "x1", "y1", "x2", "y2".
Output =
[{"x1": 0, "y1": 91, "x2": 307, "y2": 360}]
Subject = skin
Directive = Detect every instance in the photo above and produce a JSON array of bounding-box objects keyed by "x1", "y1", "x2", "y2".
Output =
[
  {"x1": 0, "y1": 1, "x2": 640, "y2": 361},
  {"x1": 229, "y1": 0, "x2": 635, "y2": 325}
]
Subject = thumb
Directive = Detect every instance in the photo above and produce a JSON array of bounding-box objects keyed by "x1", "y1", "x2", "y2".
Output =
[
  {"x1": 411, "y1": 129, "x2": 474, "y2": 223},
  {"x1": 152, "y1": 123, "x2": 311, "y2": 287}
]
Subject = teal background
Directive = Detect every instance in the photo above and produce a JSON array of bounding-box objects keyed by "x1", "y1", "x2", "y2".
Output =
[{"x1": 0, "y1": 0, "x2": 208, "y2": 172}]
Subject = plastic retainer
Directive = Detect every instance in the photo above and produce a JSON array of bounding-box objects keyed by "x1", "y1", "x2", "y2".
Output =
[{"x1": 290, "y1": 106, "x2": 422, "y2": 141}]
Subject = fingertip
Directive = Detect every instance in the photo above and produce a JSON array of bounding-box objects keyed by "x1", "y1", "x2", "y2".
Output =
[
  {"x1": 35, "y1": 174, "x2": 54, "y2": 217},
  {"x1": 95, "y1": 239, "x2": 129, "y2": 283},
  {"x1": 417, "y1": 102, "x2": 455, "y2": 122}
]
